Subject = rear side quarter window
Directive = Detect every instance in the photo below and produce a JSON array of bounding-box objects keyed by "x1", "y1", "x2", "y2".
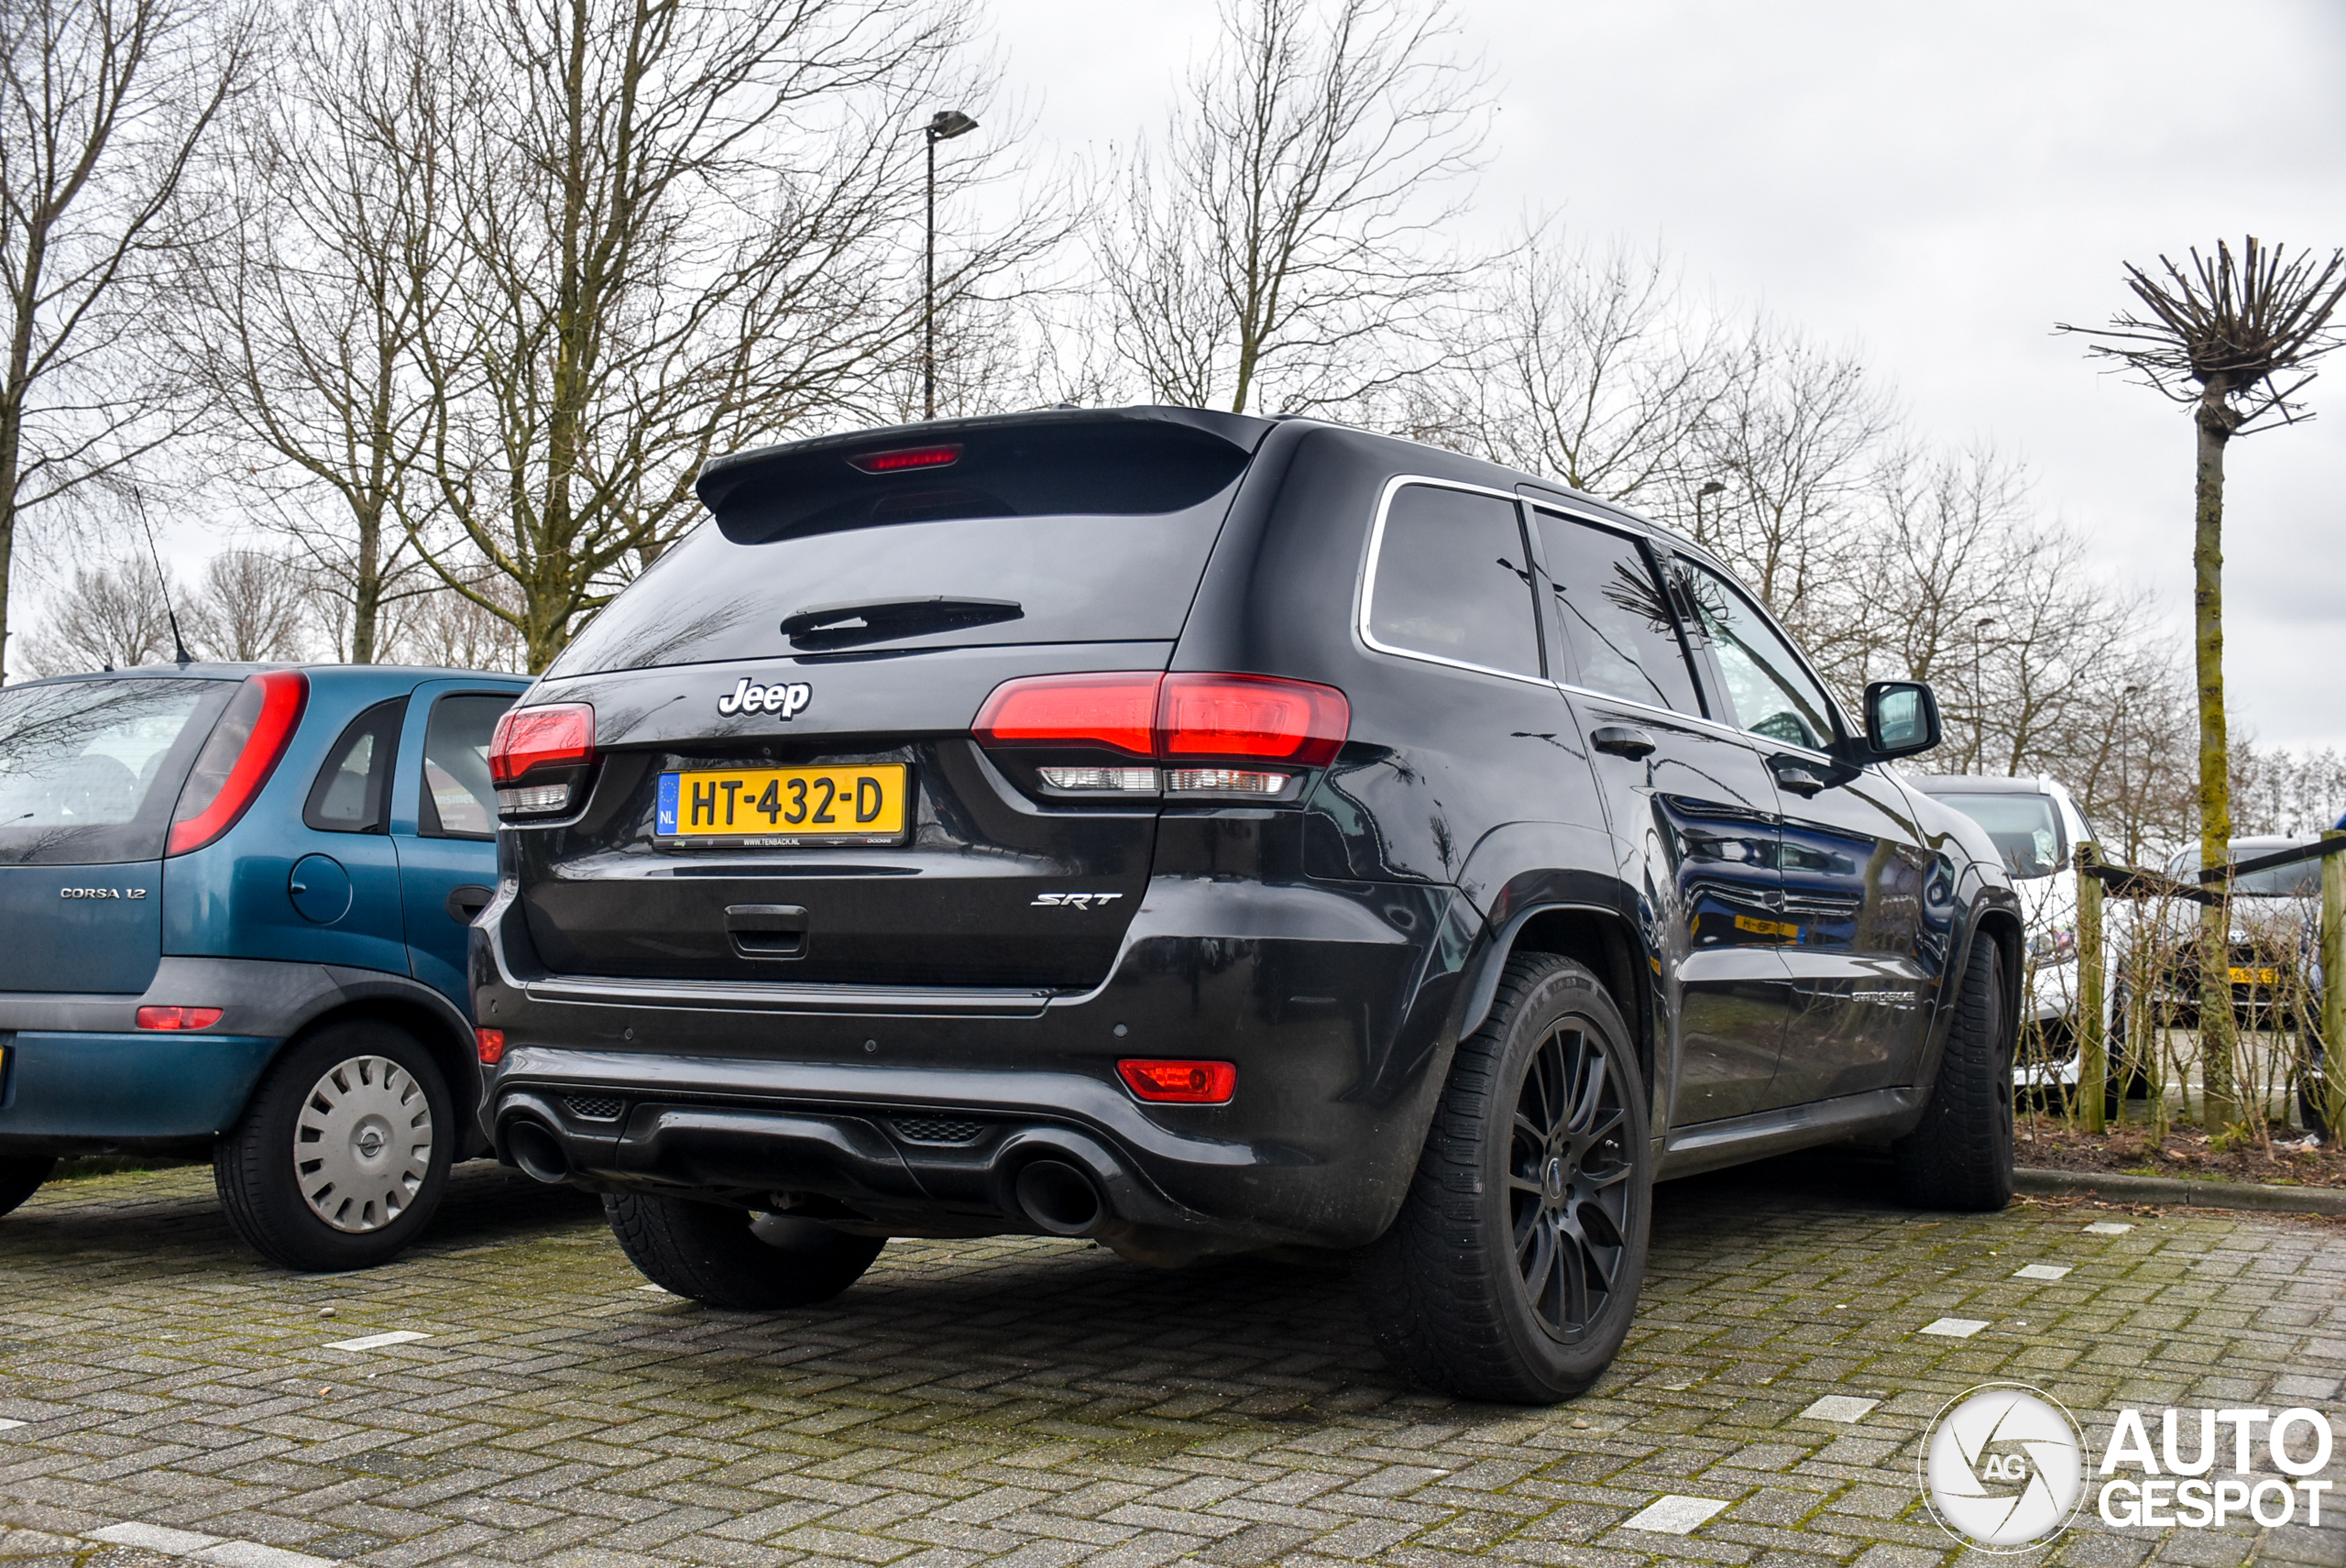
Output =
[
  {"x1": 420, "y1": 693, "x2": 514, "y2": 839},
  {"x1": 303, "y1": 698, "x2": 407, "y2": 833},
  {"x1": 1364, "y1": 482, "x2": 1543, "y2": 679}
]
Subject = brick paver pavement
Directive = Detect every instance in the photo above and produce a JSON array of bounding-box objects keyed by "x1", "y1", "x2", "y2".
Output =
[{"x1": 1, "y1": 1153, "x2": 2340, "y2": 1568}]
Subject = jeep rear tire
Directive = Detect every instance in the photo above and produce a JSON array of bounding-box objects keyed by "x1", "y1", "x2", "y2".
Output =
[
  {"x1": 1896, "y1": 935, "x2": 2014, "y2": 1211},
  {"x1": 214, "y1": 1021, "x2": 455, "y2": 1271},
  {"x1": 1358, "y1": 954, "x2": 1652, "y2": 1404},
  {"x1": 605, "y1": 1195, "x2": 886, "y2": 1310},
  {"x1": 0, "y1": 1156, "x2": 55, "y2": 1219}
]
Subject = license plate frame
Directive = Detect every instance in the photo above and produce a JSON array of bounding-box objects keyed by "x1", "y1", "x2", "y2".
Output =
[{"x1": 657, "y1": 763, "x2": 911, "y2": 846}]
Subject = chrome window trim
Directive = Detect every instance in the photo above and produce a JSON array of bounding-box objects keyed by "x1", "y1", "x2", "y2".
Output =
[{"x1": 1354, "y1": 473, "x2": 1554, "y2": 689}]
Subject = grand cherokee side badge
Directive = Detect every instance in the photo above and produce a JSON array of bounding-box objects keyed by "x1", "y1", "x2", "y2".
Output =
[{"x1": 718, "y1": 677, "x2": 811, "y2": 718}]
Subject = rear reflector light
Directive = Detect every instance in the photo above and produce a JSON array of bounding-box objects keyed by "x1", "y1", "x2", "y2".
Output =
[
  {"x1": 136, "y1": 1006, "x2": 223, "y2": 1031},
  {"x1": 1038, "y1": 766, "x2": 1159, "y2": 793},
  {"x1": 848, "y1": 443, "x2": 961, "y2": 474},
  {"x1": 168, "y1": 670, "x2": 308, "y2": 856},
  {"x1": 489, "y1": 702, "x2": 596, "y2": 785},
  {"x1": 476, "y1": 1028, "x2": 507, "y2": 1065},
  {"x1": 1164, "y1": 769, "x2": 1288, "y2": 795},
  {"x1": 975, "y1": 674, "x2": 1158, "y2": 756},
  {"x1": 1117, "y1": 1059, "x2": 1236, "y2": 1104},
  {"x1": 975, "y1": 673, "x2": 1348, "y2": 768}
]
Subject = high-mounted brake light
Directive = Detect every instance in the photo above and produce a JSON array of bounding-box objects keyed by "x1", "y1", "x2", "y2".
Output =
[
  {"x1": 847, "y1": 443, "x2": 961, "y2": 474},
  {"x1": 167, "y1": 671, "x2": 308, "y2": 856},
  {"x1": 1118, "y1": 1059, "x2": 1236, "y2": 1104},
  {"x1": 973, "y1": 672, "x2": 1349, "y2": 773},
  {"x1": 137, "y1": 1006, "x2": 223, "y2": 1031},
  {"x1": 489, "y1": 702, "x2": 597, "y2": 784}
]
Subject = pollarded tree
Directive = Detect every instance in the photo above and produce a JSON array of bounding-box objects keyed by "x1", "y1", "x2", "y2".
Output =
[{"x1": 2059, "y1": 236, "x2": 2346, "y2": 1130}]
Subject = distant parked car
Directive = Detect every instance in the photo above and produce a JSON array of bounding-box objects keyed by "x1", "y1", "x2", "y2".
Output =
[
  {"x1": 1911, "y1": 774, "x2": 2099, "y2": 1090},
  {"x1": 0, "y1": 663, "x2": 527, "y2": 1267}
]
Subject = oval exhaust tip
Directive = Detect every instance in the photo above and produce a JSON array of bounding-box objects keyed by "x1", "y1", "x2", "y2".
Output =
[
  {"x1": 1014, "y1": 1158, "x2": 1103, "y2": 1236},
  {"x1": 505, "y1": 1119, "x2": 573, "y2": 1185}
]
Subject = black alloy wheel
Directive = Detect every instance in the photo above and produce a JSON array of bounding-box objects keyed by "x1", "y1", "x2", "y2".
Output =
[
  {"x1": 1508, "y1": 1016, "x2": 1637, "y2": 1342},
  {"x1": 1359, "y1": 953, "x2": 1653, "y2": 1404}
]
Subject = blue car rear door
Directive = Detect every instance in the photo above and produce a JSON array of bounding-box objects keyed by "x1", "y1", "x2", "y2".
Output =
[{"x1": 389, "y1": 680, "x2": 521, "y2": 1008}]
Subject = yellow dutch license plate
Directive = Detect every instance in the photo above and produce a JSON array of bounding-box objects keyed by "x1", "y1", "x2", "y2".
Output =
[
  {"x1": 658, "y1": 764, "x2": 908, "y2": 841},
  {"x1": 2228, "y1": 966, "x2": 2279, "y2": 986}
]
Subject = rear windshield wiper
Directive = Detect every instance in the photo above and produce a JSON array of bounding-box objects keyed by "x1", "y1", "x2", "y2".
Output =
[{"x1": 780, "y1": 596, "x2": 1023, "y2": 651}]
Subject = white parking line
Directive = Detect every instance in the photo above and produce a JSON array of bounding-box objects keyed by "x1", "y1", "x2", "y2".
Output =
[
  {"x1": 1799, "y1": 1395, "x2": 1880, "y2": 1422},
  {"x1": 1919, "y1": 1317, "x2": 1990, "y2": 1338},
  {"x1": 1619, "y1": 1495, "x2": 1732, "y2": 1534},
  {"x1": 93, "y1": 1522, "x2": 336, "y2": 1568},
  {"x1": 2013, "y1": 1263, "x2": 2072, "y2": 1280},
  {"x1": 2083, "y1": 1220, "x2": 2133, "y2": 1234},
  {"x1": 0, "y1": 1419, "x2": 25, "y2": 1431},
  {"x1": 323, "y1": 1331, "x2": 432, "y2": 1352}
]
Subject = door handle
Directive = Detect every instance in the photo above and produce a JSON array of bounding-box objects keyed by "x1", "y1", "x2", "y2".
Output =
[
  {"x1": 1770, "y1": 759, "x2": 1830, "y2": 797},
  {"x1": 726, "y1": 904, "x2": 808, "y2": 958},
  {"x1": 1589, "y1": 725, "x2": 1657, "y2": 760},
  {"x1": 445, "y1": 884, "x2": 495, "y2": 925}
]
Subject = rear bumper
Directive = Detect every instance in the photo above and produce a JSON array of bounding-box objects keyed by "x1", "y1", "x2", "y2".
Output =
[
  {"x1": 0, "y1": 1031, "x2": 278, "y2": 1150},
  {"x1": 473, "y1": 874, "x2": 1468, "y2": 1255}
]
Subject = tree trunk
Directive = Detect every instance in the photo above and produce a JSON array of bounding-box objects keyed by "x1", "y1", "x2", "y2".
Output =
[
  {"x1": 350, "y1": 499, "x2": 383, "y2": 663},
  {"x1": 2193, "y1": 391, "x2": 2240, "y2": 1131}
]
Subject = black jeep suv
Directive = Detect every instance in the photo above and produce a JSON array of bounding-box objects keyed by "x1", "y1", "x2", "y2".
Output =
[{"x1": 474, "y1": 407, "x2": 2021, "y2": 1402}]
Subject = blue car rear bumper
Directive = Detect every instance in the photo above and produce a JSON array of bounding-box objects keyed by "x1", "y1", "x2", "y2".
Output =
[{"x1": 0, "y1": 1031, "x2": 279, "y2": 1145}]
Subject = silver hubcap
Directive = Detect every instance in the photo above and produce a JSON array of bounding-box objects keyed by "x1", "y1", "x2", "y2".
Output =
[{"x1": 295, "y1": 1055, "x2": 433, "y2": 1234}]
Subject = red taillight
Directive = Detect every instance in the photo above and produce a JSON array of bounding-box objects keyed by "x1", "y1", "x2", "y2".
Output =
[
  {"x1": 848, "y1": 443, "x2": 961, "y2": 474},
  {"x1": 167, "y1": 671, "x2": 308, "y2": 856},
  {"x1": 973, "y1": 673, "x2": 1349, "y2": 767},
  {"x1": 488, "y1": 702, "x2": 596, "y2": 784},
  {"x1": 974, "y1": 674, "x2": 1159, "y2": 757},
  {"x1": 1118, "y1": 1059, "x2": 1236, "y2": 1104},
  {"x1": 476, "y1": 1028, "x2": 507, "y2": 1065},
  {"x1": 137, "y1": 1006, "x2": 223, "y2": 1031},
  {"x1": 1158, "y1": 674, "x2": 1348, "y2": 766}
]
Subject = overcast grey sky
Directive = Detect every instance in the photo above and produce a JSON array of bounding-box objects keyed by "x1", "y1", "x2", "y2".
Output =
[{"x1": 993, "y1": 0, "x2": 2346, "y2": 751}]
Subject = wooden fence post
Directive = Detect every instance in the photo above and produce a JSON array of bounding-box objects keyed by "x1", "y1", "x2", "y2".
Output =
[
  {"x1": 2077, "y1": 844, "x2": 2107, "y2": 1135},
  {"x1": 2323, "y1": 829, "x2": 2344, "y2": 1137}
]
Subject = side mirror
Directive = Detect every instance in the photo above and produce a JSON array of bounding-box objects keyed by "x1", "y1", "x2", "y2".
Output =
[{"x1": 1863, "y1": 680, "x2": 1941, "y2": 759}]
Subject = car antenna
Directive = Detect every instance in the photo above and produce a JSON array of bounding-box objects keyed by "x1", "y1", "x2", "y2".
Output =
[{"x1": 131, "y1": 491, "x2": 192, "y2": 665}]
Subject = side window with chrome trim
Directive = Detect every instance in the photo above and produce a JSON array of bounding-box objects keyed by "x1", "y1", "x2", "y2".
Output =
[
  {"x1": 1366, "y1": 484, "x2": 1542, "y2": 678},
  {"x1": 1531, "y1": 511, "x2": 1704, "y2": 715},
  {"x1": 1678, "y1": 563, "x2": 1837, "y2": 751}
]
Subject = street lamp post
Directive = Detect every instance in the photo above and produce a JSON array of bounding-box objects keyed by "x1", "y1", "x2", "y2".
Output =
[
  {"x1": 1972, "y1": 616, "x2": 1996, "y2": 773},
  {"x1": 1693, "y1": 478, "x2": 1726, "y2": 539},
  {"x1": 923, "y1": 108, "x2": 978, "y2": 422}
]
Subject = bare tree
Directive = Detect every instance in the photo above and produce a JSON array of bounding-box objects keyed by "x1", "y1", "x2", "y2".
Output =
[
  {"x1": 391, "y1": 569, "x2": 523, "y2": 672},
  {"x1": 2059, "y1": 236, "x2": 2346, "y2": 1128},
  {"x1": 18, "y1": 547, "x2": 175, "y2": 674},
  {"x1": 410, "y1": 0, "x2": 1044, "y2": 672},
  {"x1": 183, "y1": 545, "x2": 311, "y2": 660},
  {"x1": 1419, "y1": 229, "x2": 1731, "y2": 509},
  {"x1": 0, "y1": 0, "x2": 254, "y2": 683},
  {"x1": 170, "y1": 0, "x2": 455, "y2": 663},
  {"x1": 1095, "y1": 0, "x2": 1487, "y2": 415}
]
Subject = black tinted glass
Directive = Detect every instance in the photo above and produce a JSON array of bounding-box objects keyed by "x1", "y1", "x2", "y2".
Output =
[
  {"x1": 1681, "y1": 564, "x2": 1836, "y2": 750},
  {"x1": 0, "y1": 677, "x2": 236, "y2": 865},
  {"x1": 1367, "y1": 485, "x2": 1542, "y2": 678},
  {"x1": 1532, "y1": 513, "x2": 1702, "y2": 714},
  {"x1": 421, "y1": 694, "x2": 511, "y2": 839},
  {"x1": 303, "y1": 698, "x2": 406, "y2": 833},
  {"x1": 549, "y1": 497, "x2": 1238, "y2": 676}
]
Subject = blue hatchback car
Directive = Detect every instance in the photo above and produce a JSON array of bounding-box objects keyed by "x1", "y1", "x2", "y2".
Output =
[{"x1": 0, "y1": 663, "x2": 527, "y2": 1268}]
